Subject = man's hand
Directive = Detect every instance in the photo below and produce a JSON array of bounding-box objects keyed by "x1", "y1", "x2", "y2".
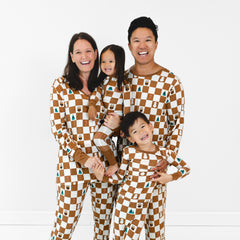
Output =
[
  {"x1": 151, "y1": 172, "x2": 173, "y2": 184},
  {"x1": 150, "y1": 159, "x2": 168, "y2": 179}
]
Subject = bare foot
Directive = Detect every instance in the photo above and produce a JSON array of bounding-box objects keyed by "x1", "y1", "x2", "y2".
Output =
[{"x1": 105, "y1": 163, "x2": 119, "y2": 176}]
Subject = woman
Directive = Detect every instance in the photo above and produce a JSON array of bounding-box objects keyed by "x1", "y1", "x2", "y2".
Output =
[{"x1": 50, "y1": 32, "x2": 117, "y2": 240}]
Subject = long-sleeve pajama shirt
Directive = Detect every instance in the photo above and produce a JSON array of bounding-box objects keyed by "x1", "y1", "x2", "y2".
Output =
[
  {"x1": 102, "y1": 145, "x2": 190, "y2": 240},
  {"x1": 89, "y1": 76, "x2": 124, "y2": 166},
  {"x1": 50, "y1": 77, "x2": 117, "y2": 240},
  {"x1": 120, "y1": 67, "x2": 185, "y2": 239}
]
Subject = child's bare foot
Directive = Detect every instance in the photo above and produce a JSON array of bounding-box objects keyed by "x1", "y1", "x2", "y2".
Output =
[{"x1": 105, "y1": 163, "x2": 119, "y2": 176}]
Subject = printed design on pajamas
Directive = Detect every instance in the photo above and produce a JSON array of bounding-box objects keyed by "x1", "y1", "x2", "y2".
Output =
[
  {"x1": 123, "y1": 67, "x2": 185, "y2": 154},
  {"x1": 89, "y1": 76, "x2": 128, "y2": 165},
  {"x1": 120, "y1": 67, "x2": 186, "y2": 239},
  {"x1": 50, "y1": 77, "x2": 117, "y2": 239},
  {"x1": 50, "y1": 181, "x2": 117, "y2": 240},
  {"x1": 102, "y1": 145, "x2": 190, "y2": 239}
]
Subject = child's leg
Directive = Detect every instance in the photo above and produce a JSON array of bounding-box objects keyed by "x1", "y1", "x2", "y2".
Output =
[
  {"x1": 113, "y1": 196, "x2": 149, "y2": 240},
  {"x1": 144, "y1": 185, "x2": 166, "y2": 240},
  {"x1": 94, "y1": 125, "x2": 118, "y2": 175}
]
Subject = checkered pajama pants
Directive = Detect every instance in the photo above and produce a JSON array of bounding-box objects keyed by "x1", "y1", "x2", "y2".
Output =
[
  {"x1": 113, "y1": 185, "x2": 166, "y2": 240},
  {"x1": 50, "y1": 181, "x2": 117, "y2": 240},
  {"x1": 93, "y1": 125, "x2": 117, "y2": 166}
]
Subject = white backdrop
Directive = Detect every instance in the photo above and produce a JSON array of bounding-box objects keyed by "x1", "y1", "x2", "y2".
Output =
[{"x1": 0, "y1": 0, "x2": 239, "y2": 226}]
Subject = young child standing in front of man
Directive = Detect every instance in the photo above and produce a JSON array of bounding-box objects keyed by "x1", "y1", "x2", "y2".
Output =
[
  {"x1": 88, "y1": 44, "x2": 127, "y2": 176},
  {"x1": 93, "y1": 111, "x2": 190, "y2": 240}
]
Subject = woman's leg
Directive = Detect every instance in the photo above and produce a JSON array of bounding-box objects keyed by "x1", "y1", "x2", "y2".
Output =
[
  {"x1": 144, "y1": 185, "x2": 166, "y2": 240},
  {"x1": 50, "y1": 182, "x2": 89, "y2": 240},
  {"x1": 90, "y1": 181, "x2": 117, "y2": 240}
]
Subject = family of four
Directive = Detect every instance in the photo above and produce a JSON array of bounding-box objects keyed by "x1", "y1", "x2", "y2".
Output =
[{"x1": 50, "y1": 16, "x2": 190, "y2": 240}]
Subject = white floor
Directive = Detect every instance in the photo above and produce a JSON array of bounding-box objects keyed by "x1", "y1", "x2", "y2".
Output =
[{"x1": 1, "y1": 225, "x2": 240, "y2": 240}]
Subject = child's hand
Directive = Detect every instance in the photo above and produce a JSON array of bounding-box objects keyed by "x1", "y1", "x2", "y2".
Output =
[
  {"x1": 88, "y1": 105, "x2": 97, "y2": 121},
  {"x1": 92, "y1": 162, "x2": 105, "y2": 181},
  {"x1": 104, "y1": 112, "x2": 121, "y2": 130},
  {"x1": 151, "y1": 172, "x2": 173, "y2": 184}
]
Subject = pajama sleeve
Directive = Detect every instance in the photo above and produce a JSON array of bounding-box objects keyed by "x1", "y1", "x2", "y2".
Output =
[
  {"x1": 165, "y1": 76, "x2": 185, "y2": 154},
  {"x1": 50, "y1": 78, "x2": 89, "y2": 164},
  {"x1": 160, "y1": 148, "x2": 190, "y2": 181},
  {"x1": 102, "y1": 147, "x2": 130, "y2": 184},
  {"x1": 89, "y1": 85, "x2": 102, "y2": 107}
]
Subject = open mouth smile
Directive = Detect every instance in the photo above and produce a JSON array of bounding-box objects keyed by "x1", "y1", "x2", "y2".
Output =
[
  {"x1": 138, "y1": 51, "x2": 148, "y2": 56},
  {"x1": 81, "y1": 61, "x2": 90, "y2": 65},
  {"x1": 141, "y1": 134, "x2": 149, "y2": 141}
]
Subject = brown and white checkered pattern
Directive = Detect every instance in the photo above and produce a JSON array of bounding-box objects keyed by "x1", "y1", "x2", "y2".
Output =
[
  {"x1": 123, "y1": 67, "x2": 185, "y2": 154},
  {"x1": 89, "y1": 76, "x2": 124, "y2": 165},
  {"x1": 103, "y1": 145, "x2": 190, "y2": 239},
  {"x1": 50, "y1": 77, "x2": 117, "y2": 239},
  {"x1": 50, "y1": 77, "x2": 108, "y2": 184},
  {"x1": 89, "y1": 76, "x2": 123, "y2": 116},
  {"x1": 50, "y1": 181, "x2": 117, "y2": 240}
]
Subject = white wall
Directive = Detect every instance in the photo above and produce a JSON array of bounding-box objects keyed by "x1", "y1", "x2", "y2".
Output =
[{"x1": 0, "y1": 0, "x2": 239, "y2": 238}]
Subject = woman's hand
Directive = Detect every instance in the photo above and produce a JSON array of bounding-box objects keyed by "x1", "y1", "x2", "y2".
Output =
[
  {"x1": 84, "y1": 156, "x2": 103, "y2": 169},
  {"x1": 150, "y1": 172, "x2": 173, "y2": 184},
  {"x1": 104, "y1": 112, "x2": 121, "y2": 130},
  {"x1": 88, "y1": 105, "x2": 97, "y2": 121}
]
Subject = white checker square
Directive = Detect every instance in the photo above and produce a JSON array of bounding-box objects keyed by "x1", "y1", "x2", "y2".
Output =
[
  {"x1": 146, "y1": 100, "x2": 152, "y2": 107},
  {"x1": 149, "y1": 87, "x2": 155, "y2": 94}
]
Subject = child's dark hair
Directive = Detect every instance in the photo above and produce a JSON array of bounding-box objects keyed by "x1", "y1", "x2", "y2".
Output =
[
  {"x1": 128, "y1": 16, "x2": 158, "y2": 43},
  {"x1": 120, "y1": 111, "x2": 150, "y2": 137},
  {"x1": 97, "y1": 44, "x2": 125, "y2": 91}
]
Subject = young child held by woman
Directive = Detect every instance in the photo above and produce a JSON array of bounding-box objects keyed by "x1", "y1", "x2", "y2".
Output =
[
  {"x1": 88, "y1": 44, "x2": 126, "y2": 176},
  {"x1": 93, "y1": 111, "x2": 190, "y2": 240}
]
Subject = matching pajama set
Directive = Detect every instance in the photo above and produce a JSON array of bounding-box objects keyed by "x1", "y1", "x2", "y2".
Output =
[
  {"x1": 89, "y1": 76, "x2": 124, "y2": 166},
  {"x1": 50, "y1": 77, "x2": 117, "y2": 240},
  {"x1": 102, "y1": 145, "x2": 190, "y2": 240},
  {"x1": 120, "y1": 67, "x2": 185, "y2": 239}
]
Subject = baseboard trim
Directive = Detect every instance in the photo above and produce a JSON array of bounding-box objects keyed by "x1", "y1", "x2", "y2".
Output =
[{"x1": 0, "y1": 211, "x2": 239, "y2": 226}]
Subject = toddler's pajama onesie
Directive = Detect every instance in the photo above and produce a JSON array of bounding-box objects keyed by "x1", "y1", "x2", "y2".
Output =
[{"x1": 89, "y1": 76, "x2": 125, "y2": 165}]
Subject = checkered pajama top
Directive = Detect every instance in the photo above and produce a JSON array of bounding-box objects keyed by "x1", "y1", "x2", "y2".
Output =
[
  {"x1": 123, "y1": 67, "x2": 185, "y2": 154},
  {"x1": 89, "y1": 76, "x2": 123, "y2": 117},
  {"x1": 50, "y1": 77, "x2": 104, "y2": 184},
  {"x1": 102, "y1": 145, "x2": 190, "y2": 201}
]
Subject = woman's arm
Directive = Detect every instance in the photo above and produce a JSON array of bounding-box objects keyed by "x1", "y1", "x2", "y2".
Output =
[{"x1": 50, "y1": 78, "x2": 94, "y2": 166}]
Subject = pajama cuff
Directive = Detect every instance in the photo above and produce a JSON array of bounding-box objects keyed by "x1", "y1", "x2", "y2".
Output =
[
  {"x1": 112, "y1": 126, "x2": 120, "y2": 135},
  {"x1": 73, "y1": 148, "x2": 89, "y2": 165},
  {"x1": 89, "y1": 99, "x2": 97, "y2": 107},
  {"x1": 102, "y1": 176, "x2": 109, "y2": 183},
  {"x1": 171, "y1": 171, "x2": 182, "y2": 181}
]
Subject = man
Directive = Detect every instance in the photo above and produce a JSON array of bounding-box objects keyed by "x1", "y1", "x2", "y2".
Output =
[{"x1": 105, "y1": 16, "x2": 185, "y2": 240}]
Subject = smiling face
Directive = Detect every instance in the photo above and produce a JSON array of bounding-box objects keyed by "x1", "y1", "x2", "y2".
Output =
[
  {"x1": 70, "y1": 39, "x2": 97, "y2": 74},
  {"x1": 128, "y1": 118, "x2": 153, "y2": 147},
  {"x1": 128, "y1": 27, "x2": 158, "y2": 66},
  {"x1": 100, "y1": 49, "x2": 116, "y2": 76}
]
